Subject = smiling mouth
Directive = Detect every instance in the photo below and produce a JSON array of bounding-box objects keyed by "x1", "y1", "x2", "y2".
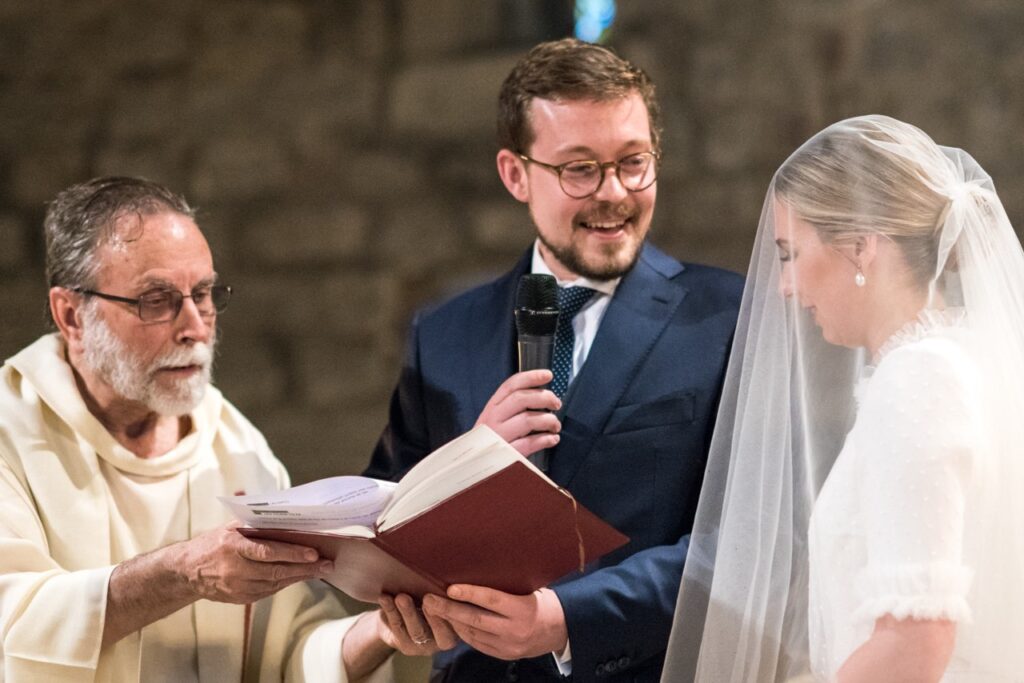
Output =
[{"x1": 579, "y1": 218, "x2": 630, "y2": 232}]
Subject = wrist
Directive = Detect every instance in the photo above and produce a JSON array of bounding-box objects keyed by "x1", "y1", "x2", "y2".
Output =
[
  {"x1": 537, "y1": 588, "x2": 569, "y2": 653},
  {"x1": 342, "y1": 610, "x2": 395, "y2": 681}
]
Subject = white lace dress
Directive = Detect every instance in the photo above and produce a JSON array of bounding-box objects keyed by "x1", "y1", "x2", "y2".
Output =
[{"x1": 808, "y1": 311, "x2": 980, "y2": 680}]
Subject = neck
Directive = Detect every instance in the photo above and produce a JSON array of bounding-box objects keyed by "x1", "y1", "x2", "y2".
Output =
[
  {"x1": 864, "y1": 287, "x2": 934, "y2": 358},
  {"x1": 69, "y1": 355, "x2": 187, "y2": 459}
]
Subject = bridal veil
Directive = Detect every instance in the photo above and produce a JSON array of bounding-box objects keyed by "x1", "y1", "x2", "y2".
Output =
[{"x1": 662, "y1": 115, "x2": 1024, "y2": 681}]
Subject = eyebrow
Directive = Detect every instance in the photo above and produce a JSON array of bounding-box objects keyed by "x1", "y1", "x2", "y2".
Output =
[
  {"x1": 554, "y1": 140, "x2": 652, "y2": 159},
  {"x1": 136, "y1": 274, "x2": 219, "y2": 291}
]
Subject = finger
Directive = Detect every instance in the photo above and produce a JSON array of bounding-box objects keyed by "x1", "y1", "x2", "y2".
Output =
[
  {"x1": 395, "y1": 594, "x2": 433, "y2": 645},
  {"x1": 491, "y1": 388, "x2": 561, "y2": 422},
  {"x1": 448, "y1": 584, "x2": 510, "y2": 613},
  {"x1": 509, "y1": 433, "x2": 560, "y2": 457},
  {"x1": 236, "y1": 537, "x2": 321, "y2": 564},
  {"x1": 423, "y1": 594, "x2": 503, "y2": 636},
  {"x1": 248, "y1": 559, "x2": 332, "y2": 589},
  {"x1": 510, "y1": 410, "x2": 562, "y2": 436},
  {"x1": 378, "y1": 595, "x2": 409, "y2": 645},
  {"x1": 484, "y1": 371, "x2": 556, "y2": 411},
  {"x1": 423, "y1": 609, "x2": 460, "y2": 650}
]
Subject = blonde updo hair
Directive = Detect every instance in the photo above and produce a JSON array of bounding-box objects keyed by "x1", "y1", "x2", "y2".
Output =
[{"x1": 773, "y1": 116, "x2": 952, "y2": 288}]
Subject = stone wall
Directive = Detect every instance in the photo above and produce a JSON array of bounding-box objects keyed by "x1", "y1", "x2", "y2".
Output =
[{"x1": 2, "y1": 0, "x2": 1023, "y2": 486}]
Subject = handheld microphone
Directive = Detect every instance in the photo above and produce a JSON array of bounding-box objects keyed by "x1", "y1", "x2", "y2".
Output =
[{"x1": 515, "y1": 274, "x2": 560, "y2": 382}]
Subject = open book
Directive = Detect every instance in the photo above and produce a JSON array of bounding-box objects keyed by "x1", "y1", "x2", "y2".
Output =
[{"x1": 222, "y1": 426, "x2": 628, "y2": 603}]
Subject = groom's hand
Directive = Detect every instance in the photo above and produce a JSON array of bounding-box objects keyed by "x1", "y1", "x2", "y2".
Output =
[
  {"x1": 422, "y1": 584, "x2": 568, "y2": 660},
  {"x1": 474, "y1": 370, "x2": 561, "y2": 456}
]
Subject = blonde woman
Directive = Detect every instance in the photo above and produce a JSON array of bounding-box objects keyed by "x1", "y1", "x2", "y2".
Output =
[{"x1": 663, "y1": 116, "x2": 1024, "y2": 682}]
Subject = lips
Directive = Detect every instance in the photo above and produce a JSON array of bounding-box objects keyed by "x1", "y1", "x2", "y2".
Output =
[{"x1": 158, "y1": 364, "x2": 203, "y2": 375}]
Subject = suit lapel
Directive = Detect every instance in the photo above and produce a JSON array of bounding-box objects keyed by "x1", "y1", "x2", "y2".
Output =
[{"x1": 551, "y1": 247, "x2": 688, "y2": 486}]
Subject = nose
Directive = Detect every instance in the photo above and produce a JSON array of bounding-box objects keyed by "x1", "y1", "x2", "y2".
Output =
[
  {"x1": 592, "y1": 165, "x2": 629, "y2": 203},
  {"x1": 778, "y1": 263, "x2": 796, "y2": 299},
  {"x1": 173, "y1": 295, "x2": 213, "y2": 345}
]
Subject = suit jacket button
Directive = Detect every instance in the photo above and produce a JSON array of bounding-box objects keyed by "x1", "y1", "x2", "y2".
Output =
[
  {"x1": 506, "y1": 662, "x2": 518, "y2": 681},
  {"x1": 595, "y1": 663, "x2": 606, "y2": 676},
  {"x1": 606, "y1": 660, "x2": 619, "y2": 673},
  {"x1": 617, "y1": 656, "x2": 630, "y2": 668}
]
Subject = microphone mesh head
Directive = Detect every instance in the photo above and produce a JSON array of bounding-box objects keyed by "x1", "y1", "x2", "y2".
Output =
[
  {"x1": 515, "y1": 274, "x2": 560, "y2": 336},
  {"x1": 516, "y1": 274, "x2": 558, "y2": 310}
]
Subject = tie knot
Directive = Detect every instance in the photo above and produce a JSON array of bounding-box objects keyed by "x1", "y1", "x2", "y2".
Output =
[{"x1": 557, "y1": 286, "x2": 595, "y2": 319}]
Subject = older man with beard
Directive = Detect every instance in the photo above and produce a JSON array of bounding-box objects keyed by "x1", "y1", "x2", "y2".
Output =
[
  {"x1": 0, "y1": 177, "x2": 433, "y2": 682},
  {"x1": 364, "y1": 39, "x2": 743, "y2": 683}
]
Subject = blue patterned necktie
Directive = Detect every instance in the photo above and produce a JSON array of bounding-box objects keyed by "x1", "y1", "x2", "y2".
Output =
[{"x1": 550, "y1": 286, "x2": 596, "y2": 398}]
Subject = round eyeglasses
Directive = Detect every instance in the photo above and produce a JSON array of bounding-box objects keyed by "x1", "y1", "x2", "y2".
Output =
[
  {"x1": 518, "y1": 150, "x2": 660, "y2": 199},
  {"x1": 74, "y1": 285, "x2": 232, "y2": 323}
]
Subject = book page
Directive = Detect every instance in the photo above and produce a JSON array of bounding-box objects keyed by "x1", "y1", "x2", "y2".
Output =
[
  {"x1": 220, "y1": 476, "x2": 397, "y2": 532},
  {"x1": 378, "y1": 425, "x2": 553, "y2": 530}
]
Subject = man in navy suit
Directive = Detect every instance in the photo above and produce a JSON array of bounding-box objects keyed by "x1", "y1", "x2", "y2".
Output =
[{"x1": 364, "y1": 38, "x2": 743, "y2": 682}]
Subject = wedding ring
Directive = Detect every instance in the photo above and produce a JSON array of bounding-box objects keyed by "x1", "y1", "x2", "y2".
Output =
[{"x1": 412, "y1": 634, "x2": 432, "y2": 645}]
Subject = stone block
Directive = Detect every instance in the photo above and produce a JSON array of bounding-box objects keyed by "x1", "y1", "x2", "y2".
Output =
[
  {"x1": 400, "y1": 0, "x2": 502, "y2": 56},
  {"x1": 212, "y1": 334, "x2": 288, "y2": 411},
  {"x1": 254, "y1": 404, "x2": 390, "y2": 484},
  {"x1": 345, "y1": 151, "x2": 429, "y2": 201},
  {"x1": 193, "y1": 2, "x2": 308, "y2": 84},
  {"x1": 8, "y1": 149, "x2": 88, "y2": 207},
  {"x1": 227, "y1": 271, "x2": 399, "y2": 339},
  {"x1": 0, "y1": 277, "x2": 49, "y2": 361},
  {"x1": 390, "y1": 53, "x2": 519, "y2": 141},
  {"x1": 0, "y1": 214, "x2": 30, "y2": 272},
  {"x1": 293, "y1": 336, "x2": 396, "y2": 408},
  {"x1": 189, "y1": 134, "x2": 292, "y2": 202},
  {"x1": 468, "y1": 201, "x2": 535, "y2": 252},
  {"x1": 94, "y1": 142, "x2": 189, "y2": 191},
  {"x1": 378, "y1": 199, "x2": 464, "y2": 277},
  {"x1": 108, "y1": 79, "x2": 189, "y2": 142},
  {"x1": 241, "y1": 204, "x2": 368, "y2": 266}
]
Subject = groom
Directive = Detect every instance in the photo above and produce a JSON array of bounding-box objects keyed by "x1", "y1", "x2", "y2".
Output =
[{"x1": 364, "y1": 38, "x2": 743, "y2": 682}]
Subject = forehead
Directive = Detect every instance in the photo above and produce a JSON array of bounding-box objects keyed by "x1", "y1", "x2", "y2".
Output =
[
  {"x1": 773, "y1": 200, "x2": 818, "y2": 243},
  {"x1": 94, "y1": 211, "x2": 214, "y2": 288},
  {"x1": 526, "y1": 92, "x2": 651, "y2": 156}
]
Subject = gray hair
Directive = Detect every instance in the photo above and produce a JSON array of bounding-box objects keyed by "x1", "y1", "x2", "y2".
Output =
[{"x1": 44, "y1": 176, "x2": 195, "y2": 290}]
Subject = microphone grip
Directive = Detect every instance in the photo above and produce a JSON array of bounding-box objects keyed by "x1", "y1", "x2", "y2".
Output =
[{"x1": 517, "y1": 335, "x2": 555, "y2": 380}]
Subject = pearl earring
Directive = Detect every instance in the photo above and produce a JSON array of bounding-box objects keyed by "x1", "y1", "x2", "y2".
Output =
[{"x1": 855, "y1": 268, "x2": 866, "y2": 287}]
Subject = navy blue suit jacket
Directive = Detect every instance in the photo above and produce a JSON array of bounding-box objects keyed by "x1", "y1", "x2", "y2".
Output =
[{"x1": 365, "y1": 243, "x2": 742, "y2": 682}]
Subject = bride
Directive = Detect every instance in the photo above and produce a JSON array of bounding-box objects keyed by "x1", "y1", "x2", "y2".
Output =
[{"x1": 661, "y1": 116, "x2": 1024, "y2": 681}]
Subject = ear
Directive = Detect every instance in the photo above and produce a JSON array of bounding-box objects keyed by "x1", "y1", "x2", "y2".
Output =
[
  {"x1": 854, "y1": 234, "x2": 879, "y2": 270},
  {"x1": 496, "y1": 149, "x2": 530, "y2": 203},
  {"x1": 49, "y1": 287, "x2": 86, "y2": 347}
]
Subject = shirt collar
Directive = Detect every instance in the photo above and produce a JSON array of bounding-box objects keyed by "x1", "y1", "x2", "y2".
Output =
[{"x1": 530, "y1": 240, "x2": 620, "y2": 297}]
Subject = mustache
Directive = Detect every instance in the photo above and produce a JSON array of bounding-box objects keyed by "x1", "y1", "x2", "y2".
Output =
[
  {"x1": 576, "y1": 202, "x2": 635, "y2": 223},
  {"x1": 149, "y1": 341, "x2": 214, "y2": 373}
]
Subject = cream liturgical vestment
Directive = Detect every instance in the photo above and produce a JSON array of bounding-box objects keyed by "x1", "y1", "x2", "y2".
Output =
[{"x1": 0, "y1": 334, "x2": 393, "y2": 683}]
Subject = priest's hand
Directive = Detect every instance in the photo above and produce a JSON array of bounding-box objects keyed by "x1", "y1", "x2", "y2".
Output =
[
  {"x1": 103, "y1": 522, "x2": 332, "y2": 647},
  {"x1": 422, "y1": 585, "x2": 568, "y2": 660},
  {"x1": 475, "y1": 370, "x2": 562, "y2": 456},
  {"x1": 376, "y1": 593, "x2": 459, "y2": 654},
  {"x1": 178, "y1": 522, "x2": 332, "y2": 603}
]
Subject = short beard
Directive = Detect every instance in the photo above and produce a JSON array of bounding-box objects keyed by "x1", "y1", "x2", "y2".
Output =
[
  {"x1": 538, "y1": 232, "x2": 643, "y2": 281},
  {"x1": 533, "y1": 201, "x2": 646, "y2": 281},
  {"x1": 79, "y1": 304, "x2": 215, "y2": 416}
]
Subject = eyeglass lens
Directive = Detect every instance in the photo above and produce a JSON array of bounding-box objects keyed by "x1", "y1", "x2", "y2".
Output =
[
  {"x1": 138, "y1": 286, "x2": 232, "y2": 322},
  {"x1": 560, "y1": 153, "x2": 657, "y2": 198}
]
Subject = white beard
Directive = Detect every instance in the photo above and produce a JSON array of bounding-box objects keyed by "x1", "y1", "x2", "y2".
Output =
[{"x1": 80, "y1": 305, "x2": 215, "y2": 416}]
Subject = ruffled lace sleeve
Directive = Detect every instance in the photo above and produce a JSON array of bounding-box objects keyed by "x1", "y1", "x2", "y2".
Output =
[{"x1": 851, "y1": 334, "x2": 980, "y2": 624}]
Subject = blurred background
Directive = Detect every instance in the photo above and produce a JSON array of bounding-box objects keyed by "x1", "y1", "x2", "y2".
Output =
[{"x1": 2, "y1": 0, "x2": 1023, "y2": 487}]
